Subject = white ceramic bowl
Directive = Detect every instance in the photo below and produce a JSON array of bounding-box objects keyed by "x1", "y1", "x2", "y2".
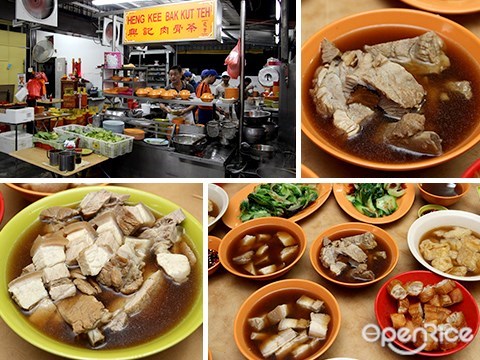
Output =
[
  {"x1": 407, "y1": 210, "x2": 480, "y2": 281},
  {"x1": 208, "y1": 184, "x2": 229, "y2": 232}
]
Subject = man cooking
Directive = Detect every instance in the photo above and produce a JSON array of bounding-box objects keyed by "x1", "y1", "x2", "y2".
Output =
[{"x1": 159, "y1": 65, "x2": 196, "y2": 124}]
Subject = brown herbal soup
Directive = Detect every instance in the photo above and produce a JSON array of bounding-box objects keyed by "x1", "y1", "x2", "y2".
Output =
[
  {"x1": 245, "y1": 290, "x2": 330, "y2": 360},
  {"x1": 229, "y1": 228, "x2": 299, "y2": 276},
  {"x1": 421, "y1": 183, "x2": 461, "y2": 197},
  {"x1": 320, "y1": 231, "x2": 391, "y2": 283},
  {"x1": 7, "y1": 207, "x2": 200, "y2": 350},
  {"x1": 305, "y1": 25, "x2": 480, "y2": 164}
]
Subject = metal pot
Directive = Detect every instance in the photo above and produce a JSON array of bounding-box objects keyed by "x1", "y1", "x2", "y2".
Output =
[
  {"x1": 262, "y1": 122, "x2": 278, "y2": 141},
  {"x1": 243, "y1": 125, "x2": 266, "y2": 144},
  {"x1": 243, "y1": 110, "x2": 271, "y2": 126},
  {"x1": 172, "y1": 134, "x2": 208, "y2": 154},
  {"x1": 104, "y1": 108, "x2": 127, "y2": 118},
  {"x1": 241, "y1": 143, "x2": 275, "y2": 161}
]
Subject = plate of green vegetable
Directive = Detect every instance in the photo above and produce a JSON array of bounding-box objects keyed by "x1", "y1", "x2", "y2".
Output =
[
  {"x1": 333, "y1": 183, "x2": 415, "y2": 224},
  {"x1": 222, "y1": 183, "x2": 332, "y2": 229}
]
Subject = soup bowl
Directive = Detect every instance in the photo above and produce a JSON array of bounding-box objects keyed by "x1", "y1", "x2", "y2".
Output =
[
  {"x1": 218, "y1": 217, "x2": 307, "y2": 281},
  {"x1": 407, "y1": 209, "x2": 480, "y2": 281},
  {"x1": 310, "y1": 222, "x2": 399, "y2": 288},
  {"x1": 417, "y1": 183, "x2": 470, "y2": 207},
  {"x1": 0, "y1": 185, "x2": 203, "y2": 359},
  {"x1": 207, "y1": 183, "x2": 229, "y2": 232},
  {"x1": 302, "y1": 9, "x2": 480, "y2": 171},
  {"x1": 234, "y1": 279, "x2": 341, "y2": 360}
]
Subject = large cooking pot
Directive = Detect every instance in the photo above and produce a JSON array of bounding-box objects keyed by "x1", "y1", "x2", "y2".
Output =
[
  {"x1": 172, "y1": 134, "x2": 207, "y2": 154},
  {"x1": 243, "y1": 125, "x2": 266, "y2": 144},
  {"x1": 243, "y1": 110, "x2": 271, "y2": 126},
  {"x1": 241, "y1": 143, "x2": 275, "y2": 161}
]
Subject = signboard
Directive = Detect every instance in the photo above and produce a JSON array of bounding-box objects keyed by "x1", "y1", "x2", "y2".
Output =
[{"x1": 123, "y1": 0, "x2": 221, "y2": 45}]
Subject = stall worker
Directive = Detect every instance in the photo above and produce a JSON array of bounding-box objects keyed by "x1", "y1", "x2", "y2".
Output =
[
  {"x1": 159, "y1": 65, "x2": 196, "y2": 124},
  {"x1": 184, "y1": 71, "x2": 197, "y2": 90},
  {"x1": 213, "y1": 71, "x2": 231, "y2": 99},
  {"x1": 195, "y1": 69, "x2": 220, "y2": 124}
]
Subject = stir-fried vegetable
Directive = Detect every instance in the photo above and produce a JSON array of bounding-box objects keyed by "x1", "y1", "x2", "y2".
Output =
[
  {"x1": 346, "y1": 183, "x2": 406, "y2": 218},
  {"x1": 239, "y1": 183, "x2": 319, "y2": 221}
]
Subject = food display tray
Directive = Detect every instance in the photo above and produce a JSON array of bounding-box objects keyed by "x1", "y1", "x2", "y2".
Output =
[{"x1": 53, "y1": 124, "x2": 134, "y2": 158}]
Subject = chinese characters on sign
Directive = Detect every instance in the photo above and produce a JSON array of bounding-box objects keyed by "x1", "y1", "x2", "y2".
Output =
[{"x1": 123, "y1": 0, "x2": 220, "y2": 44}]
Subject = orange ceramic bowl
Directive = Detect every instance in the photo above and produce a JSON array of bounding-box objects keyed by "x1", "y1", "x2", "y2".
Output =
[
  {"x1": 417, "y1": 183, "x2": 470, "y2": 207},
  {"x1": 218, "y1": 217, "x2": 306, "y2": 281},
  {"x1": 310, "y1": 222, "x2": 399, "y2": 288},
  {"x1": 234, "y1": 279, "x2": 341, "y2": 360},
  {"x1": 302, "y1": 9, "x2": 480, "y2": 171},
  {"x1": 208, "y1": 236, "x2": 221, "y2": 276}
]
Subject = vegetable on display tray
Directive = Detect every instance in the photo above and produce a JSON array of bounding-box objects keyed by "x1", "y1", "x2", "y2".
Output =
[{"x1": 53, "y1": 125, "x2": 134, "y2": 158}]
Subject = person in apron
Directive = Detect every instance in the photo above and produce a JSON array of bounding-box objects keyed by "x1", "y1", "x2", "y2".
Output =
[{"x1": 159, "y1": 65, "x2": 196, "y2": 124}]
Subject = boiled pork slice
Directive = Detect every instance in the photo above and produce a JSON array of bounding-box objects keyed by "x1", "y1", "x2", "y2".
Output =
[
  {"x1": 31, "y1": 235, "x2": 68, "y2": 270},
  {"x1": 103, "y1": 310, "x2": 129, "y2": 332},
  {"x1": 309, "y1": 312, "x2": 330, "y2": 339},
  {"x1": 116, "y1": 203, "x2": 156, "y2": 236},
  {"x1": 275, "y1": 331, "x2": 309, "y2": 359},
  {"x1": 341, "y1": 232, "x2": 378, "y2": 250},
  {"x1": 39, "y1": 206, "x2": 79, "y2": 223},
  {"x1": 97, "y1": 253, "x2": 144, "y2": 295},
  {"x1": 79, "y1": 189, "x2": 113, "y2": 217},
  {"x1": 8, "y1": 271, "x2": 48, "y2": 310},
  {"x1": 259, "y1": 328, "x2": 298, "y2": 358},
  {"x1": 64, "y1": 222, "x2": 97, "y2": 265},
  {"x1": 158, "y1": 208, "x2": 186, "y2": 225},
  {"x1": 48, "y1": 278, "x2": 76, "y2": 301},
  {"x1": 77, "y1": 244, "x2": 113, "y2": 276},
  {"x1": 42, "y1": 262, "x2": 70, "y2": 284},
  {"x1": 384, "y1": 113, "x2": 443, "y2": 155},
  {"x1": 156, "y1": 253, "x2": 191, "y2": 284},
  {"x1": 73, "y1": 278, "x2": 101, "y2": 296},
  {"x1": 124, "y1": 270, "x2": 164, "y2": 315},
  {"x1": 56, "y1": 294, "x2": 111, "y2": 334},
  {"x1": 364, "y1": 31, "x2": 450, "y2": 75},
  {"x1": 321, "y1": 38, "x2": 341, "y2": 64},
  {"x1": 29, "y1": 298, "x2": 63, "y2": 328},
  {"x1": 444, "y1": 81, "x2": 473, "y2": 100}
]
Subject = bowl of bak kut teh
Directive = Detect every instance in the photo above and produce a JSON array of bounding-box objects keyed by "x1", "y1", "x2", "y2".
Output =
[
  {"x1": 0, "y1": 186, "x2": 202, "y2": 359},
  {"x1": 310, "y1": 222, "x2": 399, "y2": 288},
  {"x1": 218, "y1": 217, "x2": 307, "y2": 281},
  {"x1": 302, "y1": 9, "x2": 480, "y2": 171},
  {"x1": 234, "y1": 279, "x2": 341, "y2": 360}
]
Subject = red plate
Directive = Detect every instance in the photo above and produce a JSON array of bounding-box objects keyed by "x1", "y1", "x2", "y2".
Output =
[{"x1": 375, "y1": 270, "x2": 479, "y2": 357}]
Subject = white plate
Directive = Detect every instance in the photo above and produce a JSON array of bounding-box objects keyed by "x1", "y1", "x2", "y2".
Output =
[{"x1": 143, "y1": 138, "x2": 169, "y2": 146}]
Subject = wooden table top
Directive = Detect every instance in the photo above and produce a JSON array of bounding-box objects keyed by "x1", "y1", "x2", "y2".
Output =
[
  {"x1": 301, "y1": 0, "x2": 480, "y2": 177},
  {"x1": 10, "y1": 147, "x2": 109, "y2": 177},
  {"x1": 209, "y1": 182, "x2": 480, "y2": 360},
  {"x1": 0, "y1": 183, "x2": 203, "y2": 360}
]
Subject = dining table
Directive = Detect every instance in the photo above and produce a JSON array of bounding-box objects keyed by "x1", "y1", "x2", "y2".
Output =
[
  {"x1": 0, "y1": 182, "x2": 203, "y2": 360},
  {"x1": 301, "y1": 0, "x2": 480, "y2": 178},
  {"x1": 208, "y1": 182, "x2": 480, "y2": 359},
  {"x1": 10, "y1": 147, "x2": 110, "y2": 177}
]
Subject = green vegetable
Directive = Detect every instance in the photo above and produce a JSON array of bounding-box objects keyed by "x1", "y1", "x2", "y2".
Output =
[
  {"x1": 239, "y1": 183, "x2": 319, "y2": 222},
  {"x1": 346, "y1": 183, "x2": 406, "y2": 218},
  {"x1": 33, "y1": 131, "x2": 59, "y2": 140}
]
